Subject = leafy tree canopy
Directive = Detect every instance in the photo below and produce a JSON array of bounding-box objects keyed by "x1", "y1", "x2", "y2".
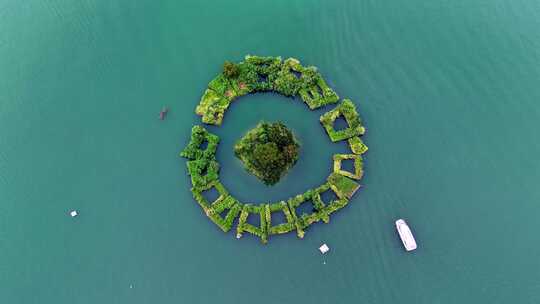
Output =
[
  {"x1": 234, "y1": 122, "x2": 300, "y2": 185},
  {"x1": 223, "y1": 61, "x2": 240, "y2": 79}
]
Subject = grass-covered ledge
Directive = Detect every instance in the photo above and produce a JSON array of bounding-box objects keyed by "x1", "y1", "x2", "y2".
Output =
[
  {"x1": 195, "y1": 55, "x2": 340, "y2": 125},
  {"x1": 180, "y1": 125, "x2": 220, "y2": 161},
  {"x1": 208, "y1": 196, "x2": 242, "y2": 233},
  {"x1": 348, "y1": 136, "x2": 369, "y2": 155},
  {"x1": 186, "y1": 159, "x2": 219, "y2": 189},
  {"x1": 267, "y1": 201, "x2": 296, "y2": 236},
  {"x1": 333, "y1": 154, "x2": 364, "y2": 180},
  {"x1": 236, "y1": 204, "x2": 268, "y2": 243},
  {"x1": 320, "y1": 99, "x2": 365, "y2": 142},
  {"x1": 327, "y1": 172, "x2": 360, "y2": 199},
  {"x1": 181, "y1": 126, "x2": 221, "y2": 189}
]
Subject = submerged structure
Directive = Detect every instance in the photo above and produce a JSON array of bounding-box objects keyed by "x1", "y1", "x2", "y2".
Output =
[{"x1": 181, "y1": 55, "x2": 368, "y2": 243}]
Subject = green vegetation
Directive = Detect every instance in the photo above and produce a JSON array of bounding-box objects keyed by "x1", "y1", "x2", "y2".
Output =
[
  {"x1": 234, "y1": 182, "x2": 354, "y2": 243},
  {"x1": 285, "y1": 183, "x2": 354, "y2": 238},
  {"x1": 267, "y1": 201, "x2": 296, "y2": 235},
  {"x1": 236, "y1": 204, "x2": 268, "y2": 243},
  {"x1": 320, "y1": 98, "x2": 365, "y2": 142},
  {"x1": 179, "y1": 123, "x2": 363, "y2": 243},
  {"x1": 234, "y1": 122, "x2": 300, "y2": 186},
  {"x1": 348, "y1": 136, "x2": 369, "y2": 155},
  {"x1": 180, "y1": 125, "x2": 220, "y2": 161},
  {"x1": 196, "y1": 55, "x2": 339, "y2": 125},
  {"x1": 333, "y1": 154, "x2": 364, "y2": 180},
  {"x1": 181, "y1": 126, "x2": 239, "y2": 233},
  {"x1": 182, "y1": 56, "x2": 369, "y2": 244},
  {"x1": 327, "y1": 172, "x2": 360, "y2": 199},
  {"x1": 186, "y1": 159, "x2": 219, "y2": 189},
  {"x1": 208, "y1": 196, "x2": 242, "y2": 233},
  {"x1": 181, "y1": 125, "x2": 221, "y2": 188}
]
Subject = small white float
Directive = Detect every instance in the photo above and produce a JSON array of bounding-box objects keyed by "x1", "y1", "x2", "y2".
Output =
[
  {"x1": 319, "y1": 243, "x2": 330, "y2": 254},
  {"x1": 395, "y1": 219, "x2": 417, "y2": 251},
  {"x1": 70, "y1": 210, "x2": 78, "y2": 217}
]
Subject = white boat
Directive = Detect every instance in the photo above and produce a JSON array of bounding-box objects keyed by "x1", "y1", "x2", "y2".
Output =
[{"x1": 395, "y1": 219, "x2": 417, "y2": 251}]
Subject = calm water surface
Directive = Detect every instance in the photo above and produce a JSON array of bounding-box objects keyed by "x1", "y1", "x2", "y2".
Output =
[{"x1": 1, "y1": 0, "x2": 540, "y2": 303}]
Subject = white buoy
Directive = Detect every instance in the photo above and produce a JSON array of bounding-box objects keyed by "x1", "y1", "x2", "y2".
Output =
[
  {"x1": 70, "y1": 210, "x2": 78, "y2": 217},
  {"x1": 319, "y1": 243, "x2": 330, "y2": 254}
]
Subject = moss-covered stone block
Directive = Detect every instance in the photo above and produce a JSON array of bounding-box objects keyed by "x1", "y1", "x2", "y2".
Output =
[
  {"x1": 236, "y1": 204, "x2": 268, "y2": 244},
  {"x1": 322, "y1": 197, "x2": 350, "y2": 216},
  {"x1": 310, "y1": 183, "x2": 332, "y2": 223},
  {"x1": 191, "y1": 180, "x2": 229, "y2": 213},
  {"x1": 348, "y1": 136, "x2": 368, "y2": 154},
  {"x1": 287, "y1": 189, "x2": 327, "y2": 238},
  {"x1": 267, "y1": 201, "x2": 296, "y2": 235},
  {"x1": 320, "y1": 99, "x2": 365, "y2": 142},
  {"x1": 327, "y1": 172, "x2": 360, "y2": 199},
  {"x1": 180, "y1": 125, "x2": 220, "y2": 160},
  {"x1": 272, "y1": 58, "x2": 304, "y2": 97},
  {"x1": 299, "y1": 72, "x2": 339, "y2": 109},
  {"x1": 208, "y1": 196, "x2": 242, "y2": 232},
  {"x1": 186, "y1": 159, "x2": 220, "y2": 189},
  {"x1": 333, "y1": 154, "x2": 364, "y2": 180}
]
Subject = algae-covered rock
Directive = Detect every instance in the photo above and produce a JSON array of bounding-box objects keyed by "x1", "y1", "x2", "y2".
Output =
[
  {"x1": 333, "y1": 154, "x2": 364, "y2": 180},
  {"x1": 327, "y1": 172, "x2": 360, "y2": 199},
  {"x1": 236, "y1": 204, "x2": 268, "y2": 244},
  {"x1": 180, "y1": 125, "x2": 220, "y2": 160},
  {"x1": 348, "y1": 136, "x2": 369, "y2": 154},
  {"x1": 320, "y1": 99, "x2": 365, "y2": 142}
]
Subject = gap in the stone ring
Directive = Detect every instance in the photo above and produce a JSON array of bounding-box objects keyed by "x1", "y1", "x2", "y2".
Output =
[
  {"x1": 201, "y1": 187, "x2": 220, "y2": 203},
  {"x1": 341, "y1": 158, "x2": 355, "y2": 173},
  {"x1": 270, "y1": 211, "x2": 288, "y2": 225},
  {"x1": 296, "y1": 199, "x2": 317, "y2": 217},
  {"x1": 333, "y1": 115, "x2": 349, "y2": 131}
]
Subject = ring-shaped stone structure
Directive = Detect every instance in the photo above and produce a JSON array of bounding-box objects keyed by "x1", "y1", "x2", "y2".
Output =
[{"x1": 181, "y1": 55, "x2": 368, "y2": 244}]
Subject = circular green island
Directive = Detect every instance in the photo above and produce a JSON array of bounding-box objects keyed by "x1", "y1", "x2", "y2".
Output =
[
  {"x1": 181, "y1": 55, "x2": 368, "y2": 244},
  {"x1": 234, "y1": 121, "x2": 300, "y2": 186}
]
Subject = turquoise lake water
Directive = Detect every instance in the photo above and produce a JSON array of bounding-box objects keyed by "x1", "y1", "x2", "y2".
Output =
[{"x1": 2, "y1": 0, "x2": 540, "y2": 303}]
